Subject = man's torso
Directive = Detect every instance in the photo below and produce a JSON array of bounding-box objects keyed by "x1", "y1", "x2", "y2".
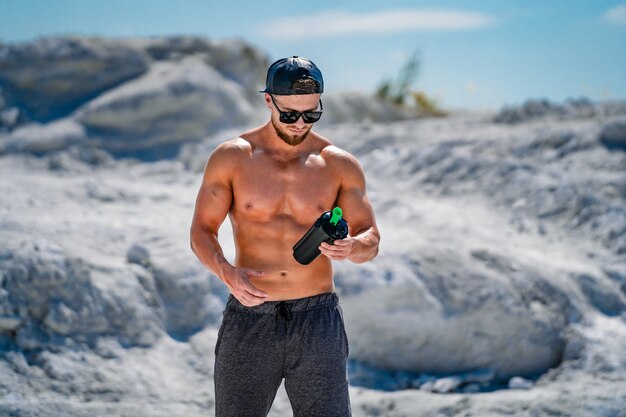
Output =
[{"x1": 227, "y1": 129, "x2": 342, "y2": 301}]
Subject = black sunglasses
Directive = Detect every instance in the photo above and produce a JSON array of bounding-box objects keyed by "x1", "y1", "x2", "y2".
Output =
[{"x1": 270, "y1": 94, "x2": 323, "y2": 124}]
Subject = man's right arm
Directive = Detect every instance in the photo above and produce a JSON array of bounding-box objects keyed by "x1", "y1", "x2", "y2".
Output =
[{"x1": 189, "y1": 141, "x2": 268, "y2": 306}]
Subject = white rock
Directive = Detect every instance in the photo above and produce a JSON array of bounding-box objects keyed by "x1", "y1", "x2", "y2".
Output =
[
  {"x1": 0, "y1": 34, "x2": 625, "y2": 417},
  {"x1": 508, "y1": 376, "x2": 534, "y2": 390},
  {"x1": 44, "y1": 302, "x2": 77, "y2": 335},
  {"x1": 432, "y1": 376, "x2": 462, "y2": 393},
  {"x1": 0, "y1": 315, "x2": 21, "y2": 331}
]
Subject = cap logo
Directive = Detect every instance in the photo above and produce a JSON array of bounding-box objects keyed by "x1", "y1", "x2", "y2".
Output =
[{"x1": 260, "y1": 56, "x2": 324, "y2": 95}]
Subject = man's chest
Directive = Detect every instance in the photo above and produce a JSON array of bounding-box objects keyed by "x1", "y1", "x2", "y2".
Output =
[{"x1": 231, "y1": 153, "x2": 340, "y2": 222}]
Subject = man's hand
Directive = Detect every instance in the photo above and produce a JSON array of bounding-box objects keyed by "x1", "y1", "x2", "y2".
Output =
[
  {"x1": 319, "y1": 236, "x2": 354, "y2": 261},
  {"x1": 223, "y1": 268, "x2": 269, "y2": 307}
]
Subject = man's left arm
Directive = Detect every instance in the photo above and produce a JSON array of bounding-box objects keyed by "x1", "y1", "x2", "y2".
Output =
[{"x1": 319, "y1": 152, "x2": 380, "y2": 264}]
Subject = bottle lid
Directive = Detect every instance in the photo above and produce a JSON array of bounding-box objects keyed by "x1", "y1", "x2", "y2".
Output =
[{"x1": 330, "y1": 207, "x2": 343, "y2": 225}]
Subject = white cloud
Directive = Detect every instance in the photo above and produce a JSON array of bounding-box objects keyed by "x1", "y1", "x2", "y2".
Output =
[
  {"x1": 259, "y1": 9, "x2": 497, "y2": 39},
  {"x1": 605, "y1": 4, "x2": 626, "y2": 25},
  {"x1": 465, "y1": 81, "x2": 478, "y2": 94}
]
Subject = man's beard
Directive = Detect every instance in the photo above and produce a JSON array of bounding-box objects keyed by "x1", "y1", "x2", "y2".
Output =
[{"x1": 271, "y1": 118, "x2": 312, "y2": 146}]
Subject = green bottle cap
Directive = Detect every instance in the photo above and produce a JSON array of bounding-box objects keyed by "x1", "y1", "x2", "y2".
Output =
[{"x1": 330, "y1": 207, "x2": 343, "y2": 225}]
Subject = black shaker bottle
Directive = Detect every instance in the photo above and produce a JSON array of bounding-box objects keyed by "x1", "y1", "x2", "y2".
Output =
[{"x1": 293, "y1": 207, "x2": 349, "y2": 265}]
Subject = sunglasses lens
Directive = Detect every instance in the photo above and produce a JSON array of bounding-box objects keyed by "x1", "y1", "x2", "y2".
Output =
[
  {"x1": 302, "y1": 112, "x2": 322, "y2": 123},
  {"x1": 280, "y1": 112, "x2": 299, "y2": 124}
]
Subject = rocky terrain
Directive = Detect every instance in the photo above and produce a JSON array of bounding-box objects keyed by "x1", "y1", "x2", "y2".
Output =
[{"x1": 1, "y1": 35, "x2": 626, "y2": 417}]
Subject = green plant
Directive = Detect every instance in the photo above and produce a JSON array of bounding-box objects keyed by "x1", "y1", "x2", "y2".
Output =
[
  {"x1": 375, "y1": 51, "x2": 420, "y2": 106},
  {"x1": 412, "y1": 91, "x2": 447, "y2": 117},
  {"x1": 375, "y1": 50, "x2": 447, "y2": 117}
]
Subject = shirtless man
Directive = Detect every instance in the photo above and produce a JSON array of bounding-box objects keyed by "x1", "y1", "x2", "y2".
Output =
[{"x1": 190, "y1": 56, "x2": 380, "y2": 417}]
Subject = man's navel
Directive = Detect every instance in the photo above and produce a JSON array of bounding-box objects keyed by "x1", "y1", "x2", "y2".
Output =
[{"x1": 280, "y1": 271, "x2": 287, "y2": 277}]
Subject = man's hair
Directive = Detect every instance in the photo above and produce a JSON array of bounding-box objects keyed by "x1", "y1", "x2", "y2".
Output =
[{"x1": 290, "y1": 78, "x2": 320, "y2": 95}]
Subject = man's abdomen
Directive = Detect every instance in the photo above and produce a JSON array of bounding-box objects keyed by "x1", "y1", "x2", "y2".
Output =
[{"x1": 233, "y1": 224, "x2": 334, "y2": 301}]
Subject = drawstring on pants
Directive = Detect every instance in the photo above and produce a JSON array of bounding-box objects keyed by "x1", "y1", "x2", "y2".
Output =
[{"x1": 275, "y1": 301, "x2": 293, "y2": 334}]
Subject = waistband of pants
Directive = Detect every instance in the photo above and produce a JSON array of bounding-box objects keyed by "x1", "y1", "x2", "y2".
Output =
[{"x1": 225, "y1": 291, "x2": 339, "y2": 314}]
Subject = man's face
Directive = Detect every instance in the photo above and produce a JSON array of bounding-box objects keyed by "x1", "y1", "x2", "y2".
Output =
[{"x1": 266, "y1": 93, "x2": 322, "y2": 147}]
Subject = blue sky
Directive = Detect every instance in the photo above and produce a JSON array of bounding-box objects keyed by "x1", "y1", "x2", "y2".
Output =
[{"x1": 1, "y1": 0, "x2": 625, "y2": 110}]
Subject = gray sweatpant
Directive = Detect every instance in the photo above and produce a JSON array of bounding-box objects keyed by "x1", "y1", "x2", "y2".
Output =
[{"x1": 214, "y1": 291, "x2": 352, "y2": 417}]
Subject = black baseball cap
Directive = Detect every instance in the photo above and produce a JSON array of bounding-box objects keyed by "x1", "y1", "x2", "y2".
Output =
[{"x1": 259, "y1": 56, "x2": 324, "y2": 95}]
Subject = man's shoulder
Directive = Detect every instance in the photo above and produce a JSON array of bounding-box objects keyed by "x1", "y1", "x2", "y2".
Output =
[
  {"x1": 319, "y1": 142, "x2": 361, "y2": 170},
  {"x1": 202, "y1": 137, "x2": 253, "y2": 178},
  {"x1": 214, "y1": 125, "x2": 266, "y2": 156},
  {"x1": 210, "y1": 137, "x2": 252, "y2": 161},
  {"x1": 215, "y1": 137, "x2": 253, "y2": 154},
  {"x1": 316, "y1": 137, "x2": 365, "y2": 185}
]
